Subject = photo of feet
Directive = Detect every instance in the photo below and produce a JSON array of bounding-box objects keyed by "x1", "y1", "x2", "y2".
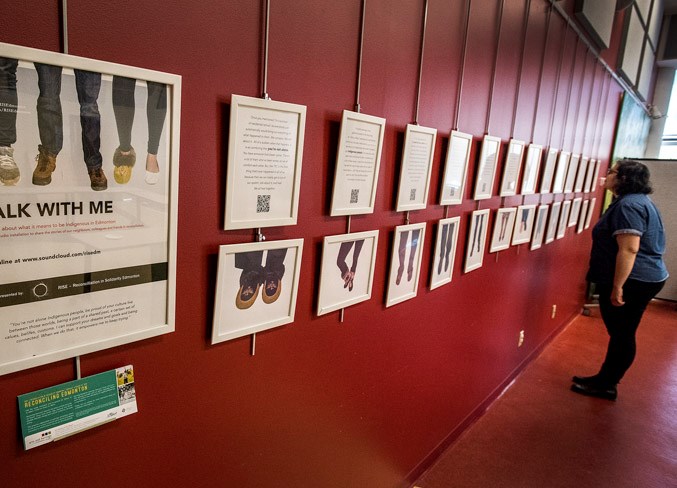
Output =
[
  {"x1": 386, "y1": 222, "x2": 426, "y2": 307},
  {"x1": 430, "y1": 216, "x2": 461, "y2": 290},
  {"x1": 212, "y1": 239, "x2": 304, "y2": 344},
  {"x1": 317, "y1": 230, "x2": 379, "y2": 316}
]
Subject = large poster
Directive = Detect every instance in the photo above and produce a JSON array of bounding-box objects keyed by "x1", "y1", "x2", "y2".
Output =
[{"x1": 0, "y1": 43, "x2": 180, "y2": 375}]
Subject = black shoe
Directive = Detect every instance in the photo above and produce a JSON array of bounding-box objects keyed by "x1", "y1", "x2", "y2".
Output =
[
  {"x1": 570, "y1": 382, "x2": 617, "y2": 401},
  {"x1": 572, "y1": 374, "x2": 599, "y2": 385}
]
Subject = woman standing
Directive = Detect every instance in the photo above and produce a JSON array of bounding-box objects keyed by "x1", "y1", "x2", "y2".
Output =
[{"x1": 572, "y1": 160, "x2": 669, "y2": 401}]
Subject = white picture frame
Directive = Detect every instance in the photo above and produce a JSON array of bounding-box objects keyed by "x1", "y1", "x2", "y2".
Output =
[
  {"x1": 439, "y1": 130, "x2": 473, "y2": 205},
  {"x1": 591, "y1": 160, "x2": 602, "y2": 191},
  {"x1": 563, "y1": 153, "x2": 580, "y2": 193},
  {"x1": 317, "y1": 230, "x2": 379, "y2": 316},
  {"x1": 473, "y1": 135, "x2": 502, "y2": 200},
  {"x1": 521, "y1": 144, "x2": 543, "y2": 195},
  {"x1": 577, "y1": 200, "x2": 589, "y2": 233},
  {"x1": 583, "y1": 158, "x2": 597, "y2": 193},
  {"x1": 212, "y1": 239, "x2": 304, "y2": 344},
  {"x1": 552, "y1": 151, "x2": 570, "y2": 194},
  {"x1": 539, "y1": 148, "x2": 559, "y2": 193},
  {"x1": 330, "y1": 110, "x2": 386, "y2": 216},
  {"x1": 224, "y1": 94, "x2": 306, "y2": 230},
  {"x1": 385, "y1": 222, "x2": 426, "y2": 307},
  {"x1": 568, "y1": 197, "x2": 583, "y2": 227},
  {"x1": 545, "y1": 201, "x2": 562, "y2": 244},
  {"x1": 396, "y1": 124, "x2": 437, "y2": 211},
  {"x1": 430, "y1": 217, "x2": 461, "y2": 290},
  {"x1": 499, "y1": 139, "x2": 526, "y2": 197},
  {"x1": 489, "y1": 207, "x2": 517, "y2": 253},
  {"x1": 530, "y1": 205, "x2": 550, "y2": 250},
  {"x1": 584, "y1": 197, "x2": 597, "y2": 229},
  {"x1": 557, "y1": 200, "x2": 572, "y2": 239},
  {"x1": 464, "y1": 209, "x2": 491, "y2": 272},
  {"x1": 574, "y1": 156, "x2": 589, "y2": 192},
  {"x1": 0, "y1": 42, "x2": 181, "y2": 376},
  {"x1": 512, "y1": 204, "x2": 537, "y2": 245}
]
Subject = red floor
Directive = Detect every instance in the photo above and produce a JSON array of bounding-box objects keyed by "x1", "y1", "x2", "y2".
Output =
[{"x1": 415, "y1": 300, "x2": 677, "y2": 488}]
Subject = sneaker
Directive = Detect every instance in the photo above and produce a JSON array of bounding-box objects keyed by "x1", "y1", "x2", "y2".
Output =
[
  {"x1": 88, "y1": 167, "x2": 108, "y2": 191},
  {"x1": 32, "y1": 145, "x2": 57, "y2": 185},
  {"x1": 0, "y1": 146, "x2": 20, "y2": 186},
  {"x1": 112, "y1": 146, "x2": 136, "y2": 185}
]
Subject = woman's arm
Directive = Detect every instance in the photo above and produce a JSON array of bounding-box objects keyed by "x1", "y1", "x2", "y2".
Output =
[{"x1": 612, "y1": 233, "x2": 640, "y2": 306}]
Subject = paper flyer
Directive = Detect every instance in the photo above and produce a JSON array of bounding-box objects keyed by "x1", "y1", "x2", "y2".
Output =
[{"x1": 17, "y1": 365, "x2": 138, "y2": 450}]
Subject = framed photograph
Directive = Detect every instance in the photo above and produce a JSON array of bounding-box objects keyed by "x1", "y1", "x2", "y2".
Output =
[
  {"x1": 552, "y1": 151, "x2": 570, "y2": 194},
  {"x1": 499, "y1": 139, "x2": 526, "y2": 197},
  {"x1": 473, "y1": 135, "x2": 502, "y2": 200},
  {"x1": 539, "y1": 148, "x2": 559, "y2": 193},
  {"x1": 574, "y1": 156, "x2": 589, "y2": 192},
  {"x1": 330, "y1": 110, "x2": 386, "y2": 216},
  {"x1": 317, "y1": 230, "x2": 379, "y2": 316},
  {"x1": 545, "y1": 201, "x2": 562, "y2": 244},
  {"x1": 568, "y1": 197, "x2": 583, "y2": 227},
  {"x1": 439, "y1": 130, "x2": 472, "y2": 205},
  {"x1": 591, "y1": 160, "x2": 602, "y2": 192},
  {"x1": 224, "y1": 94, "x2": 306, "y2": 230},
  {"x1": 556, "y1": 200, "x2": 572, "y2": 239},
  {"x1": 396, "y1": 124, "x2": 437, "y2": 211},
  {"x1": 385, "y1": 222, "x2": 426, "y2": 307},
  {"x1": 464, "y1": 209, "x2": 490, "y2": 272},
  {"x1": 583, "y1": 158, "x2": 596, "y2": 193},
  {"x1": 212, "y1": 239, "x2": 304, "y2": 344},
  {"x1": 430, "y1": 217, "x2": 461, "y2": 290},
  {"x1": 563, "y1": 153, "x2": 580, "y2": 193},
  {"x1": 577, "y1": 200, "x2": 589, "y2": 233},
  {"x1": 521, "y1": 144, "x2": 543, "y2": 195},
  {"x1": 489, "y1": 207, "x2": 517, "y2": 253},
  {"x1": 0, "y1": 42, "x2": 181, "y2": 375},
  {"x1": 585, "y1": 197, "x2": 597, "y2": 229},
  {"x1": 530, "y1": 205, "x2": 550, "y2": 250},
  {"x1": 512, "y1": 204, "x2": 537, "y2": 245}
]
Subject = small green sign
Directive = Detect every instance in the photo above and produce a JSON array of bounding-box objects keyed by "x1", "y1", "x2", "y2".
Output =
[{"x1": 18, "y1": 365, "x2": 137, "y2": 450}]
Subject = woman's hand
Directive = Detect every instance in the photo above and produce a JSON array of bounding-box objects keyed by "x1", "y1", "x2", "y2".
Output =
[{"x1": 611, "y1": 285, "x2": 625, "y2": 306}]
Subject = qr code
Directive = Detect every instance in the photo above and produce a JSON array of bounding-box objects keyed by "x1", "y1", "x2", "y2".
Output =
[
  {"x1": 409, "y1": 188, "x2": 416, "y2": 201},
  {"x1": 256, "y1": 194, "x2": 270, "y2": 213},
  {"x1": 350, "y1": 188, "x2": 359, "y2": 204}
]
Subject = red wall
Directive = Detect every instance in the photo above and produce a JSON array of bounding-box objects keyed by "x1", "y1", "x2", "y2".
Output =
[{"x1": 2, "y1": 1, "x2": 623, "y2": 487}]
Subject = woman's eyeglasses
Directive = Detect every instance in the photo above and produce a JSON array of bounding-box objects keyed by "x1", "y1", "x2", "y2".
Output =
[{"x1": 607, "y1": 168, "x2": 618, "y2": 175}]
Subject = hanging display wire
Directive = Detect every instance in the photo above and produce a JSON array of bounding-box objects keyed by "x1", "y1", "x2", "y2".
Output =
[
  {"x1": 586, "y1": 65, "x2": 605, "y2": 157},
  {"x1": 60, "y1": 0, "x2": 81, "y2": 379},
  {"x1": 569, "y1": 48, "x2": 590, "y2": 152},
  {"x1": 509, "y1": 0, "x2": 532, "y2": 139},
  {"x1": 453, "y1": 0, "x2": 473, "y2": 131},
  {"x1": 545, "y1": 20, "x2": 569, "y2": 150},
  {"x1": 558, "y1": 36, "x2": 579, "y2": 152},
  {"x1": 594, "y1": 75, "x2": 612, "y2": 160},
  {"x1": 414, "y1": 0, "x2": 429, "y2": 125},
  {"x1": 262, "y1": 0, "x2": 271, "y2": 99},
  {"x1": 340, "y1": 0, "x2": 368, "y2": 324},
  {"x1": 529, "y1": 3, "x2": 553, "y2": 144},
  {"x1": 485, "y1": 0, "x2": 506, "y2": 135},
  {"x1": 354, "y1": 0, "x2": 367, "y2": 113},
  {"x1": 580, "y1": 60, "x2": 598, "y2": 156},
  {"x1": 547, "y1": 0, "x2": 650, "y2": 117}
]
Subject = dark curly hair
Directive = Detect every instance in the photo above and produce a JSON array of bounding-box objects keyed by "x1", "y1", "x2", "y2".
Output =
[{"x1": 612, "y1": 159, "x2": 653, "y2": 195}]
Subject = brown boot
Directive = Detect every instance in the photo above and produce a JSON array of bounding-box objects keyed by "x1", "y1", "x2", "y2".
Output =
[
  {"x1": 32, "y1": 145, "x2": 57, "y2": 185},
  {"x1": 88, "y1": 167, "x2": 108, "y2": 191}
]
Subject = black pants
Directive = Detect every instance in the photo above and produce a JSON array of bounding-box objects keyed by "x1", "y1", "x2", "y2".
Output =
[{"x1": 596, "y1": 279, "x2": 665, "y2": 385}]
